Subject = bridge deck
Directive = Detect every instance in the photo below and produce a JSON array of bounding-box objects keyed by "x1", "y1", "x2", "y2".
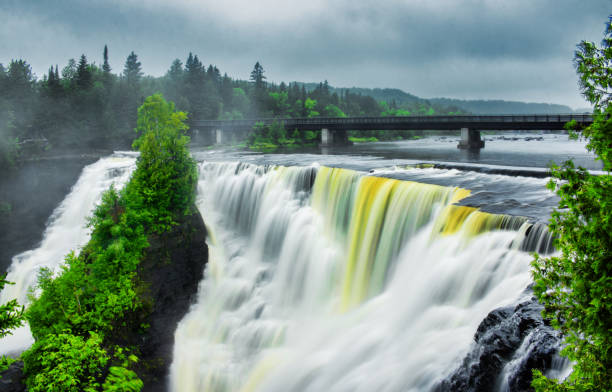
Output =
[{"x1": 192, "y1": 114, "x2": 593, "y2": 132}]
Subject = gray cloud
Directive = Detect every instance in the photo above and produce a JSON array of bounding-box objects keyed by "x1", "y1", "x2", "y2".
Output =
[{"x1": 1, "y1": 0, "x2": 609, "y2": 108}]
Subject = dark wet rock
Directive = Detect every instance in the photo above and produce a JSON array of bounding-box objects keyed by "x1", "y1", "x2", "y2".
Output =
[
  {"x1": 134, "y1": 210, "x2": 208, "y2": 392},
  {"x1": 434, "y1": 296, "x2": 561, "y2": 392},
  {"x1": 0, "y1": 361, "x2": 26, "y2": 392}
]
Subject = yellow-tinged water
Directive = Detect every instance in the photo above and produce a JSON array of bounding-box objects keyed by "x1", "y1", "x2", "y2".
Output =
[
  {"x1": 310, "y1": 168, "x2": 476, "y2": 310},
  {"x1": 433, "y1": 205, "x2": 526, "y2": 238},
  {"x1": 172, "y1": 162, "x2": 541, "y2": 392}
]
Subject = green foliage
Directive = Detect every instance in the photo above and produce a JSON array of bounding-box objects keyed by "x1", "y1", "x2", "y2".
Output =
[
  {"x1": 130, "y1": 94, "x2": 197, "y2": 232},
  {"x1": 246, "y1": 121, "x2": 321, "y2": 150},
  {"x1": 0, "y1": 274, "x2": 25, "y2": 375},
  {"x1": 102, "y1": 352, "x2": 143, "y2": 392},
  {"x1": 0, "y1": 274, "x2": 24, "y2": 339},
  {"x1": 323, "y1": 104, "x2": 346, "y2": 117},
  {"x1": 531, "y1": 17, "x2": 612, "y2": 392},
  {"x1": 102, "y1": 366, "x2": 143, "y2": 392},
  {"x1": 22, "y1": 332, "x2": 109, "y2": 392},
  {"x1": 0, "y1": 49, "x2": 464, "y2": 158},
  {"x1": 349, "y1": 136, "x2": 379, "y2": 143},
  {"x1": 304, "y1": 98, "x2": 320, "y2": 118},
  {"x1": 23, "y1": 93, "x2": 196, "y2": 390},
  {"x1": 269, "y1": 91, "x2": 290, "y2": 116}
]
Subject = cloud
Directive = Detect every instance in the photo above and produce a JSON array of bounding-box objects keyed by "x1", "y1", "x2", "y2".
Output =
[{"x1": 0, "y1": 0, "x2": 609, "y2": 108}]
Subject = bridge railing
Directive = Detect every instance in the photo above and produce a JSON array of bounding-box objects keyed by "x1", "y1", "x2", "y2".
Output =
[{"x1": 191, "y1": 114, "x2": 593, "y2": 130}]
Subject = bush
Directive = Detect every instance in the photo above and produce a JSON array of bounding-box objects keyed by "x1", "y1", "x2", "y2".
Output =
[
  {"x1": 22, "y1": 332, "x2": 109, "y2": 392},
  {"x1": 531, "y1": 17, "x2": 612, "y2": 391}
]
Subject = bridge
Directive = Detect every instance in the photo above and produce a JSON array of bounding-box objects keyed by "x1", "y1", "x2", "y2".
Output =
[{"x1": 191, "y1": 114, "x2": 593, "y2": 149}]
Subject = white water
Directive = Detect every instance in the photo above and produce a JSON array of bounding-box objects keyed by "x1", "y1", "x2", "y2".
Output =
[
  {"x1": 0, "y1": 153, "x2": 136, "y2": 354},
  {"x1": 171, "y1": 162, "x2": 543, "y2": 392}
]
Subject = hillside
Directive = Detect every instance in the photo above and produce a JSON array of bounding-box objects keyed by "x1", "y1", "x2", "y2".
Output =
[
  {"x1": 294, "y1": 82, "x2": 578, "y2": 114},
  {"x1": 428, "y1": 98, "x2": 575, "y2": 114}
]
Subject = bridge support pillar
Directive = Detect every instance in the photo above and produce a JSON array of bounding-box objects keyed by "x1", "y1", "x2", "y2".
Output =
[
  {"x1": 321, "y1": 128, "x2": 333, "y2": 146},
  {"x1": 215, "y1": 129, "x2": 226, "y2": 145},
  {"x1": 321, "y1": 128, "x2": 349, "y2": 146},
  {"x1": 457, "y1": 128, "x2": 485, "y2": 149}
]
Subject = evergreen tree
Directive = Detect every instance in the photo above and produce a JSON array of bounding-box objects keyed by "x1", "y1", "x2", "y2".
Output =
[
  {"x1": 220, "y1": 73, "x2": 234, "y2": 110},
  {"x1": 123, "y1": 51, "x2": 143, "y2": 85},
  {"x1": 250, "y1": 61, "x2": 266, "y2": 90},
  {"x1": 167, "y1": 59, "x2": 183, "y2": 81},
  {"x1": 102, "y1": 45, "x2": 111, "y2": 73},
  {"x1": 76, "y1": 54, "x2": 92, "y2": 89},
  {"x1": 61, "y1": 58, "x2": 77, "y2": 90},
  {"x1": 183, "y1": 53, "x2": 208, "y2": 119}
]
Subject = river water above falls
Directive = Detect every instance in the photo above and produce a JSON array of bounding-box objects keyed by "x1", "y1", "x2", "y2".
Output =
[{"x1": 0, "y1": 133, "x2": 599, "y2": 390}]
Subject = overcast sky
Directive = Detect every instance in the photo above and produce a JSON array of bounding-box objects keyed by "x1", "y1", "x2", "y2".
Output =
[{"x1": 1, "y1": 0, "x2": 610, "y2": 108}]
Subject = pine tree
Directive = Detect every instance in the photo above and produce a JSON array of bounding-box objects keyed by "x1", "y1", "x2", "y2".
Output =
[
  {"x1": 250, "y1": 61, "x2": 266, "y2": 90},
  {"x1": 102, "y1": 45, "x2": 111, "y2": 73},
  {"x1": 167, "y1": 59, "x2": 183, "y2": 81},
  {"x1": 76, "y1": 54, "x2": 92, "y2": 89},
  {"x1": 123, "y1": 51, "x2": 143, "y2": 85}
]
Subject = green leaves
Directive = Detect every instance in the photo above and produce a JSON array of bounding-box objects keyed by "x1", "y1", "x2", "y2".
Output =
[
  {"x1": 130, "y1": 94, "x2": 196, "y2": 233},
  {"x1": 22, "y1": 332, "x2": 109, "y2": 392},
  {"x1": 0, "y1": 274, "x2": 24, "y2": 339},
  {"x1": 22, "y1": 94, "x2": 196, "y2": 390},
  {"x1": 531, "y1": 16, "x2": 612, "y2": 392}
]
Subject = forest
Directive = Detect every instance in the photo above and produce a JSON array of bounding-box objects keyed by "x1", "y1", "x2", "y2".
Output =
[{"x1": 0, "y1": 47, "x2": 465, "y2": 168}]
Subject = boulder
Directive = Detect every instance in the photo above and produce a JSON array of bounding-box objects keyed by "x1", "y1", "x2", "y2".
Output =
[{"x1": 434, "y1": 296, "x2": 561, "y2": 392}]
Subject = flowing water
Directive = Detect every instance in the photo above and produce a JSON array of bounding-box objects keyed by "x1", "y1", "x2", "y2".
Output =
[
  {"x1": 0, "y1": 134, "x2": 598, "y2": 390},
  {"x1": 169, "y1": 159, "x2": 557, "y2": 392},
  {"x1": 0, "y1": 153, "x2": 136, "y2": 354}
]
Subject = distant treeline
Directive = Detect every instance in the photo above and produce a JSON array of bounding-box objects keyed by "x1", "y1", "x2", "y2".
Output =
[
  {"x1": 428, "y1": 97, "x2": 576, "y2": 115},
  {"x1": 0, "y1": 45, "x2": 466, "y2": 167}
]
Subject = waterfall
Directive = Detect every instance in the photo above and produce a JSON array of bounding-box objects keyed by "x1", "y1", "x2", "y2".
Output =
[
  {"x1": 171, "y1": 162, "x2": 554, "y2": 392},
  {"x1": 0, "y1": 153, "x2": 136, "y2": 355}
]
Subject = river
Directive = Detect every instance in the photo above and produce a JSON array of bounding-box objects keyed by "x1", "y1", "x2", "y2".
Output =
[{"x1": 0, "y1": 132, "x2": 599, "y2": 390}]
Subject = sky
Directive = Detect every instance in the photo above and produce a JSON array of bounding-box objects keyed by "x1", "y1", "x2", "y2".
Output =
[{"x1": 1, "y1": 0, "x2": 610, "y2": 109}]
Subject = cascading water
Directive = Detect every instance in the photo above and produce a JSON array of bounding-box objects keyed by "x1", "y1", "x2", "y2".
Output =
[
  {"x1": 171, "y1": 162, "x2": 555, "y2": 392},
  {"x1": 0, "y1": 153, "x2": 136, "y2": 355}
]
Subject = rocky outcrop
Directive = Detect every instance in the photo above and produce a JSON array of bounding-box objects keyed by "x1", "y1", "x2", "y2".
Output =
[
  {"x1": 0, "y1": 361, "x2": 26, "y2": 392},
  {"x1": 434, "y1": 295, "x2": 562, "y2": 392},
  {"x1": 0, "y1": 210, "x2": 208, "y2": 391},
  {"x1": 135, "y1": 210, "x2": 208, "y2": 391}
]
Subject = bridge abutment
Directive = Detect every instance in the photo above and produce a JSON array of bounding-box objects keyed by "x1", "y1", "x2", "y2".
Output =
[{"x1": 457, "y1": 128, "x2": 485, "y2": 150}]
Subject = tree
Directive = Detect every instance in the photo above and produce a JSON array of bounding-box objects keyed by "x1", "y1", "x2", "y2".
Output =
[
  {"x1": 131, "y1": 93, "x2": 197, "y2": 230},
  {"x1": 76, "y1": 54, "x2": 92, "y2": 89},
  {"x1": 123, "y1": 51, "x2": 143, "y2": 86},
  {"x1": 269, "y1": 91, "x2": 289, "y2": 116},
  {"x1": 167, "y1": 59, "x2": 183, "y2": 82},
  {"x1": 103, "y1": 45, "x2": 111, "y2": 73},
  {"x1": 249, "y1": 61, "x2": 266, "y2": 90},
  {"x1": 304, "y1": 98, "x2": 319, "y2": 118},
  {"x1": 61, "y1": 58, "x2": 77, "y2": 89},
  {"x1": 531, "y1": 16, "x2": 612, "y2": 391}
]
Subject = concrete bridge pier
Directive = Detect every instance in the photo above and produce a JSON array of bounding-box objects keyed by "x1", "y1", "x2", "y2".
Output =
[
  {"x1": 457, "y1": 128, "x2": 485, "y2": 149},
  {"x1": 321, "y1": 128, "x2": 333, "y2": 146},
  {"x1": 321, "y1": 128, "x2": 349, "y2": 146},
  {"x1": 215, "y1": 129, "x2": 226, "y2": 145},
  {"x1": 189, "y1": 128, "x2": 215, "y2": 146}
]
